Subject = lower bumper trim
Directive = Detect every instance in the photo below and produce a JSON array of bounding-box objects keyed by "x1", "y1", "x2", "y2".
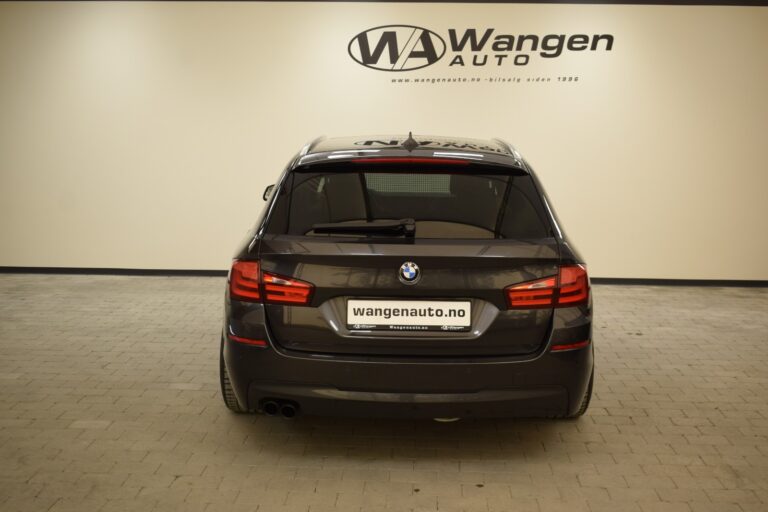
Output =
[{"x1": 248, "y1": 382, "x2": 567, "y2": 418}]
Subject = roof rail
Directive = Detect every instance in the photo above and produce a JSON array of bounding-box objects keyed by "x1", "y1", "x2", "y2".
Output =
[
  {"x1": 491, "y1": 138, "x2": 523, "y2": 161},
  {"x1": 300, "y1": 135, "x2": 326, "y2": 157}
]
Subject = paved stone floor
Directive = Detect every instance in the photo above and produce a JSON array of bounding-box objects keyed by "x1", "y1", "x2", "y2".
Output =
[{"x1": 0, "y1": 274, "x2": 766, "y2": 512}]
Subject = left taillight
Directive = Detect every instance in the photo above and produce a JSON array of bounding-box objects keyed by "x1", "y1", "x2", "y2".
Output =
[
  {"x1": 230, "y1": 260, "x2": 261, "y2": 301},
  {"x1": 229, "y1": 260, "x2": 313, "y2": 306},
  {"x1": 505, "y1": 264, "x2": 589, "y2": 309},
  {"x1": 262, "y1": 273, "x2": 313, "y2": 305}
]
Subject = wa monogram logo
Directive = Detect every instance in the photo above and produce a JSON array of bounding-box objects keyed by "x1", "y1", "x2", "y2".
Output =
[
  {"x1": 348, "y1": 25, "x2": 446, "y2": 72},
  {"x1": 348, "y1": 25, "x2": 615, "y2": 72}
]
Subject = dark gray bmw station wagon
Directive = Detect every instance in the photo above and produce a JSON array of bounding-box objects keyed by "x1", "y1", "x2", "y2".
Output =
[{"x1": 220, "y1": 134, "x2": 593, "y2": 419}]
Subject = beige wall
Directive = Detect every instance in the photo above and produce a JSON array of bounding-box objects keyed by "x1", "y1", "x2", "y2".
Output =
[{"x1": 0, "y1": 2, "x2": 766, "y2": 279}]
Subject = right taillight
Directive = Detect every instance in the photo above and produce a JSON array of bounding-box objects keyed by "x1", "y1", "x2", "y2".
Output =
[
  {"x1": 505, "y1": 264, "x2": 589, "y2": 309},
  {"x1": 556, "y1": 265, "x2": 590, "y2": 306},
  {"x1": 229, "y1": 260, "x2": 314, "y2": 306},
  {"x1": 505, "y1": 276, "x2": 557, "y2": 308}
]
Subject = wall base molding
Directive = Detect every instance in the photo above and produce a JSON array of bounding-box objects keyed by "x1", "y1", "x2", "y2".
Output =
[
  {"x1": 0, "y1": 267, "x2": 227, "y2": 277},
  {"x1": 1, "y1": 267, "x2": 766, "y2": 287}
]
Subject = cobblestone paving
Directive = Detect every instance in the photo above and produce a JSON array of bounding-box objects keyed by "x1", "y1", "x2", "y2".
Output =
[{"x1": 0, "y1": 274, "x2": 766, "y2": 512}]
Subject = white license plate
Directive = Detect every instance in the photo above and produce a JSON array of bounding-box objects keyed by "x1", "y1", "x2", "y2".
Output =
[{"x1": 346, "y1": 300, "x2": 471, "y2": 332}]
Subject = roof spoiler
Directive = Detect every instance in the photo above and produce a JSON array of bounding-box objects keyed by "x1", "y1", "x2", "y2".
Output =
[
  {"x1": 300, "y1": 135, "x2": 326, "y2": 157},
  {"x1": 289, "y1": 135, "x2": 326, "y2": 169},
  {"x1": 492, "y1": 138, "x2": 524, "y2": 164}
]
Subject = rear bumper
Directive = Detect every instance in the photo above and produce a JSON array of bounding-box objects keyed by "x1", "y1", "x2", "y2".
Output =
[{"x1": 222, "y1": 334, "x2": 593, "y2": 418}]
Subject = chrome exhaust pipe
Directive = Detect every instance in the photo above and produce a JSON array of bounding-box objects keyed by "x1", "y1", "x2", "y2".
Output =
[
  {"x1": 262, "y1": 400, "x2": 279, "y2": 416},
  {"x1": 280, "y1": 403, "x2": 298, "y2": 419}
]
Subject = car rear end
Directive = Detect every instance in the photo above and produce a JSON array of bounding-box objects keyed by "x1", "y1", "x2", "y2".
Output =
[{"x1": 221, "y1": 142, "x2": 593, "y2": 418}]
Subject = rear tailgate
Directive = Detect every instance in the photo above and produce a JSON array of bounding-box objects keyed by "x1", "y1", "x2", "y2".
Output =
[{"x1": 259, "y1": 237, "x2": 558, "y2": 357}]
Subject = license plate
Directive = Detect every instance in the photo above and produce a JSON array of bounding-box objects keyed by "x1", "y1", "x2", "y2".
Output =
[{"x1": 346, "y1": 300, "x2": 471, "y2": 332}]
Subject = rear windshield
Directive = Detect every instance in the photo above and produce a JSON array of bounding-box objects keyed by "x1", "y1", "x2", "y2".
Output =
[{"x1": 264, "y1": 168, "x2": 551, "y2": 239}]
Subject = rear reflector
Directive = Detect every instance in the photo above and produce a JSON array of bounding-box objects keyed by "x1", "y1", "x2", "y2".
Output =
[
  {"x1": 550, "y1": 340, "x2": 590, "y2": 352},
  {"x1": 351, "y1": 157, "x2": 469, "y2": 165},
  {"x1": 229, "y1": 260, "x2": 314, "y2": 306},
  {"x1": 505, "y1": 264, "x2": 589, "y2": 309},
  {"x1": 228, "y1": 334, "x2": 268, "y2": 347}
]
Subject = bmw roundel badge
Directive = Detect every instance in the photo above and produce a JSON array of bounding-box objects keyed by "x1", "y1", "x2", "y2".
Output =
[{"x1": 399, "y1": 261, "x2": 420, "y2": 285}]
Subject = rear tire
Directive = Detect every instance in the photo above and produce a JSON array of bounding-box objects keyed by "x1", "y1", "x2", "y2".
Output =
[
  {"x1": 220, "y1": 339, "x2": 245, "y2": 413},
  {"x1": 568, "y1": 369, "x2": 593, "y2": 419}
]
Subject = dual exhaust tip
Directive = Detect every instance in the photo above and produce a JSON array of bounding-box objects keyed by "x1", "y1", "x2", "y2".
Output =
[{"x1": 261, "y1": 399, "x2": 299, "y2": 419}]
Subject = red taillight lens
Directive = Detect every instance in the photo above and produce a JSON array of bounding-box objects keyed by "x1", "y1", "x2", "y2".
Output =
[
  {"x1": 505, "y1": 276, "x2": 557, "y2": 308},
  {"x1": 557, "y1": 265, "x2": 589, "y2": 306},
  {"x1": 230, "y1": 260, "x2": 261, "y2": 301},
  {"x1": 505, "y1": 265, "x2": 589, "y2": 309},
  {"x1": 229, "y1": 260, "x2": 314, "y2": 306},
  {"x1": 262, "y1": 272, "x2": 313, "y2": 305}
]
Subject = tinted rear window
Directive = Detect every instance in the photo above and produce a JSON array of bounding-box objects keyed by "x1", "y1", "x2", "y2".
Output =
[{"x1": 265, "y1": 169, "x2": 551, "y2": 239}]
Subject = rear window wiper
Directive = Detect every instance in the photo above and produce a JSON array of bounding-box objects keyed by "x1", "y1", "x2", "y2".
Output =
[{"x1": 312, "y1": 218, "x2": 416, "y2": 237}]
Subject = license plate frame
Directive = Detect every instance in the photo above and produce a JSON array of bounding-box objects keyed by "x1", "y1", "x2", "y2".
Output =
[{"x1": 346, "y1": 299, "x2": 472, "y2": 332}]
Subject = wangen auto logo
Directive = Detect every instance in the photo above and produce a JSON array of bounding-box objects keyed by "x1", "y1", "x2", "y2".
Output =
[
  {"x1": 348, "y1": 25, "x2": 446, "y2": 71},
  {"x1": 349, "y1": 25, "x2": 615, "y2": 72}
]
